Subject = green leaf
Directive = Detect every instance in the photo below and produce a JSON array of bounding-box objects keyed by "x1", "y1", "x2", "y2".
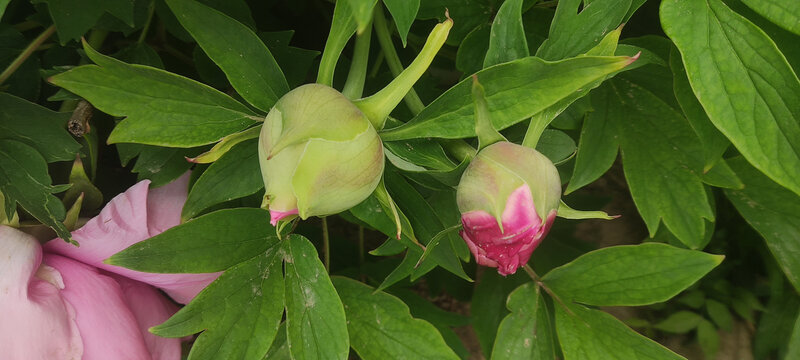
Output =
[
  {"x1": 385, "y1": 174, "x2": 470, "y2": 281},
  {"x1": 35, "y1": 0, "x2": 134, "y2": 43},
  {"x1": 724, "y1": 157, "x2": 800, "y2": 293},
  {"x1": 0, "y1": 0, "x2": 10, "y2": 20},
  {"x1": 346, "y1": 0, "x2": 379, "y2": 35},
  {"x1": 653, "y1": 311, "x2": 704, "y2": 334},
  {"x1": 706, "y1": 299, "x2": 733, "y2": 331},
  {"x1": 151, "y1": 243, "x2": 284, "y2": 360},
  {"x1": 416, "y1": 0, "x2": 491, "y2": 45},
  {"x1": 456, "y1": 24, "x2": 490, "y2": 76},
  {"x1": 0, "y1": 140, "x2": 72, "y2": 243},
  {"x1": 283, "y1": 234, "x2": 349, "y2": 360},
  {"x1": 471, "y1": 271, "x2": 528, "y2": 357},
  {"x1": 668, "y1": 48, "x2": 729, "y2": 171},
  {"x1": 754, "y1": 284, "x2": 798, "y2": 358},
  {"x1": 119, "y1": 144, "x2": 199, "y2": 187},
  {"x1": 381, "y1": 55, "x2": 637, "y2": 141},
  {"x1": 491, "y1": 283, "x2": 555, "y2": 360},
  {"x1": 787, "y1": 312, "x2": 800, "y2": 359},
  {"x1": 536, "y1": 0, "x2": 632, "y2": 60},
  {"x1": 701, "y1": 159, "x2": 744, "y2": 190},
  {"x1": 535, "y1": 129, "x2": 576, "y2": 165},
  {"x1": 166, "y1": 0, "x2": 288, "y2": 112},
  {"x1": 566, "y1": 87, "x2": 619, "y2": 194},
  {"x1": 332, "y1": 276, "x2": 459, "y2": 360},
  {"x1": 0, "y1": 93, "x2": 80, "y2": 163},
  {"x1": 382, "y1": 0, "x2": 419, "y2": 46},
  {"x1": 182, "y1": 139, "x2": 263, "y2": 220},
  {"x1": 107, "y1": 208, "x2": 277, "y2": 273},
  {"x1": 696, "y1": 319, "x2": 719, "y2": 359},
  {"x1": 661, "y1": 0, "x2": 800, "y2": 196},
  {"x1": 49, "y1": 41, "x2": 258, "y2": 147},
  {"x1": 483, "y1": 0, "x2": 528, "y2": 67},
  {"x1": 555, "y1": 303, "x2": 685, "y2": 360},
  {"x1": 741, "y1": 0, "x2": 800, "y2": 36},
  {"x1": 543, "y1": 243, "x2": 724, "y2": 306},
  {"x1": 259, "y1": 31, "x2": 320, "y2": 89},
  {"x1": 610, "y1": 75, "x2": 715, "y2": 248},
  {"x1": 187, "y1": 125, "x2": 261, "y2": 164},
  {"x1": 63, "y1": 156, "x2": 103, "y2": 211},
  {"x1": 557, "y1": 200, "x2": 617, "y2": 220}
]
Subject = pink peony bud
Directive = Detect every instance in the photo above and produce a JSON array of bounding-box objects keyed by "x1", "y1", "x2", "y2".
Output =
[{"x1": 456, "y1": 142, "x2": 561, "y2": 276}]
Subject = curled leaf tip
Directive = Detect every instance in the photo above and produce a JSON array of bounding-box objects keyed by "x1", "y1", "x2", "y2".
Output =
[
  {"x1": 444, "y1": 8, "x2": 452, "y2": 22},
  {"x1": 184, "y1": 156, "x2": 197, "y2": 163},
  {"x1": 628, "y1": 51, "x2": 642, "y2": 64}
]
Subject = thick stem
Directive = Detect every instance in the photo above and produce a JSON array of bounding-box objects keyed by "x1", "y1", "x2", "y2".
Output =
[
  {"x1": 317, "y1": 0, "x2": 357, "y2": 86},
  {"x1": 522, "y1": 108, "x2": 557, "y2": 149},
  {"x1": 355, "y1": 8, "x2": 451, "y2": 129},
  {"x1": 342, "y1": 23, "x2": 372, "y2": 100},
  {"x1": 442, "y1": 140, "x2": 476, "y2": 162},
  {"x1": 322, "y1": 216, "x2": 330, "y2": 273},
  {"x1": 0, "y1": 25, "x2": 56, "y2": 87}
]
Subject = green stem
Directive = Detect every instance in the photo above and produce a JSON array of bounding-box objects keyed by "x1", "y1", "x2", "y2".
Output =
[
  {"x1": 442, "y1": 140, "x2": 476, "y2": 162},
  {"x1": 522, "y1": 108, "x2": 557, "y2": 149},
  {"x1": 317, "y1": 0, "x2": 357, "y2": 86},
  {"x1": 358, "y1": 225, "x2": 365, "y2": 265},
  {"x1": 322, "y1": 217, "x2": 330, "y2": 273},
  {"x1": 369, "y1": 5, "x2": 426, "y2": 115},
  {"x1": 342, "y1": 22, "x2": 372, "y2": 100},
  {"x1": 138, "y1": 0, "x2": 156, "y2": 45},
  {"x1": 0, "y1": 25, "x2": 56, "y2": 87},
  {"x1": 59, "y1": 29, "x2": 110, "y2": 112},
  {"x1": 523, "y1": 264, "x2": 574, "y2": 316}
]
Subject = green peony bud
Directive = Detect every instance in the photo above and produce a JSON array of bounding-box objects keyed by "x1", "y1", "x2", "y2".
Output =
[{"x1": 258, "y1": 84, "x2": 384, "y2": 224}]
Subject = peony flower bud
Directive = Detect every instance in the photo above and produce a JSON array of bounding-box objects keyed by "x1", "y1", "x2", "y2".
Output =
[
  {"x1": 258, "y1": 84, "x2": 384, "y2": 225},
  {"x1": 456, "y1": 141, "x2": 561, "y2": 276}
]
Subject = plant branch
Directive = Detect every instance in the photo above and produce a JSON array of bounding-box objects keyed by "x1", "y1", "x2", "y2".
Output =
[
  {"x1": 322, "y1": 216, "x2": 331, "y2": 272},
  {"x1": 342, "y1": 21, "x2": 372, "y2": 99},
  {"x1": 0, "y1": 24, "x2": 56, "y2": 87},
  {"x1": 523, "y1": 264, "x2": 574, "y2": 316},
  {"x1": 138, "y1": 0, "x2": 156, "y2": 45},
  {"x1": 370, "y1": 5, "x2": 426, "y2": 114}
]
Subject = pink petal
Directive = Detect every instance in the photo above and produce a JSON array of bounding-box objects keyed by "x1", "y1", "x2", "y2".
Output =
[
  {"x1": 270, "y1": 208, "x2": 299, "y2": 226},
  {"x1": 460, "y1": 186, "x2": 551, "y2": 276},
  {"x1": 44, "y1": 254, "x2": 154, "y2": 360},
  {"x1": 45, "y1": 174, "x2": 220, "y2": 304},
  {"x1": 0, "y1": 226, "x2": 83, "y2": 360},
  {"x1": 146, "y1": 172, "x2": 190, "y2": 236},
  {"x1": 113, "y1": 275, "x2": 181, "y2": 360}
]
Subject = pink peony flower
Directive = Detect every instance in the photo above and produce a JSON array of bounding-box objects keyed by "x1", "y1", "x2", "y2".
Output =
[
  {"x1": 457, "y1": 142, "x2": 561, "y2": 276},
  {"x1": 1, "y1": 173, "x2": 219, "y2": 359}
]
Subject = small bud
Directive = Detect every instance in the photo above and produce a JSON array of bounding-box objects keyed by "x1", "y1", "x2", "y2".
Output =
[
  {"x1": 258, "y1": 84, "x2": 384, "y2": 224},
  {"x1": 456, "y1": 141, "x2": 561, "y2": 275}
]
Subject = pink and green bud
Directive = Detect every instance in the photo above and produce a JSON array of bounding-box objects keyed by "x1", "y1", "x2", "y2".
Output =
[
  {"x1": 456, "y1": 141, "x2": 561, "y2": 276},
  {"x1": 258, "y1": 84, "x2": 384, "y2": 224}
]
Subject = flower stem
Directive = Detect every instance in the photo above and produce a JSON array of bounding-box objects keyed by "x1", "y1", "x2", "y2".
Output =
[
  {"x1": 358, "y1": 225, "x2": 365, "y2": 265},
  {"x1": 522, "y1": 108, "x2": 557, "y2": 149},
  {"x1": 0, "y1": 24, "x2": 56, "y2": 87},
  {"x1": 137, "y1": 0, "x2": 156, "y2": 45},
  {"x1": 370, "y1": 5, "x2": 425, "y2": 114},
  {"x1": 317, "y1": 0, "x2": 357, "y2": 86},
  {"x1": 342, "y1": 22, "x2": 372, "y2": 100},
  {"x1": 523, "y1": 264, "x2": 574, "y2": 316},
  {"x1": 355, "y1": 7, "x2": 451, "y2": 129},
  {"x1": 322, "y1": 216, "x2": 331, "y2": 273}
]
